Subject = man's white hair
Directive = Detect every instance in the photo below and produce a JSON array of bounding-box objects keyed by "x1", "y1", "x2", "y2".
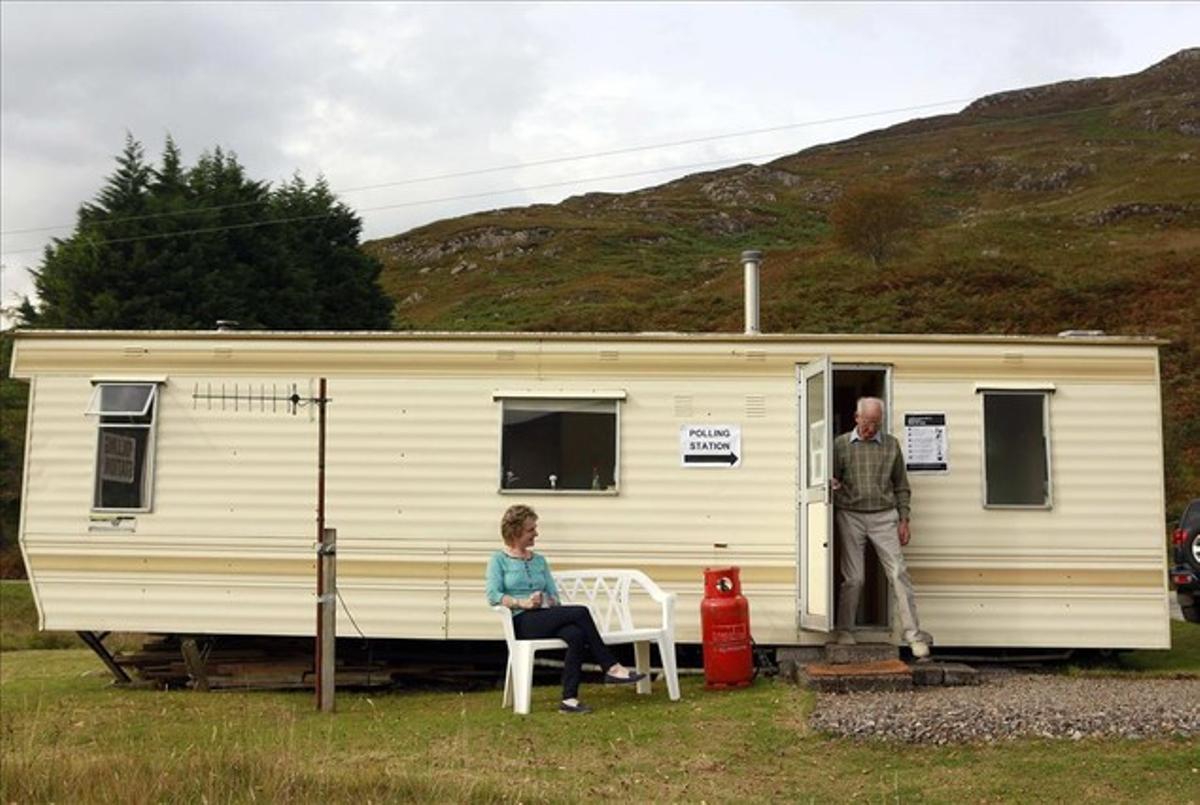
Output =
[{"x1": 856, "y1": 396, "x2": 885, "y2": 416}]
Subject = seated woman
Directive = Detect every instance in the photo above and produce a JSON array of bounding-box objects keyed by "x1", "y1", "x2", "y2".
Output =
[{"x1": 486, "y1": 504, "x2": 644, "y2": 714}]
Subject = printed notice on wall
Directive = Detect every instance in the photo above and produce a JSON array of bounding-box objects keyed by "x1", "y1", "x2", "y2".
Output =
[{"x1": 903, "y1": 412, "x2": 948, "y2": 473}]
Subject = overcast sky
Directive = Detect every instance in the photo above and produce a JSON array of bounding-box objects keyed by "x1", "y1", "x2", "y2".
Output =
[{"x1": 2, "y1": 2, "x2": 1196, "y2": 321}]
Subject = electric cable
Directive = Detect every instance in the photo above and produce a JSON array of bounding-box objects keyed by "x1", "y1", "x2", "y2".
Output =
[
  {"x1": 0, "y1": 97, "x2": 970, "y2": 238},
  {"x1": 2, "y1": 150, "x2": 786, "y2": 255},
  {"x1": 337, "y1": 587, "x2": 375, "y2": 688},
  {"x1": 0, "y1": 94, "x2": 1175, "y2": 260},
  {"x1": 337, "y1": 588, "x2": 367, "y2": 640}
]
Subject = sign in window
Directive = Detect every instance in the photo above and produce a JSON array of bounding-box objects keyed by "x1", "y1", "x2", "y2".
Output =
[{"x1": 86, "y1": 382, "x2": 160, "y2": 511}]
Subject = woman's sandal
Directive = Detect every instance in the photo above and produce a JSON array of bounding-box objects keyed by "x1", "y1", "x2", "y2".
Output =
[{"x1": 559, "y1": 701, "x2": 593, "y2": 714}]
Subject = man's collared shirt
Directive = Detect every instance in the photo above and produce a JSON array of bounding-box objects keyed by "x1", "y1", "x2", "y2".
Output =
[
  {"x1": 849, "y1": 427, "x2": 883, "y2": 444},
  {"x1": 833, "y1": 428, "x2": 911, "y2": 519}
]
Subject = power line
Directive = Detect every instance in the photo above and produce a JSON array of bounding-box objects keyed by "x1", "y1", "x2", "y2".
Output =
[
  {"x1": 0, "y1": 98, "x2": 969, "y2": 238},
  {"x1": 0, "y1": 95, "x2": 1167, "y2": 260},
  {"x1": 1, "y1": 151, "x2": 788, "y2": 255},
  {"x1": 339, "y1": 98, "x2": 972, "y2": 193}
]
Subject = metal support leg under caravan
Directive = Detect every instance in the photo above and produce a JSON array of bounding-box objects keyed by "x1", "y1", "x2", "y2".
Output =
[{"x1": 76, "y1": 631, "x2": 132, "y2": 684}]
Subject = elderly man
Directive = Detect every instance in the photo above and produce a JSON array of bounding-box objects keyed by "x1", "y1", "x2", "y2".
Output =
[{"x1": 831, "y1": 396, "x2": 931, "y2": 659}]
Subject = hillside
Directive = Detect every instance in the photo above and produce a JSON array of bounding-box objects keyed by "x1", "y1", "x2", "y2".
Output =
[{"x1": 365, "y1": 49, "x2": 1200, "y2": 515}]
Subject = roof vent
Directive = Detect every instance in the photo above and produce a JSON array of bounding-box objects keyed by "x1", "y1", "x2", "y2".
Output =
[{"x1": 1057, "y1": 329, "x2": 1106, "y2": 338}]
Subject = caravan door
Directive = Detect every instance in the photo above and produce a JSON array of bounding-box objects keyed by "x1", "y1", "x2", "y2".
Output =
[{"x1": 798, "y1": 356, "x2": 834, "y2": 632}]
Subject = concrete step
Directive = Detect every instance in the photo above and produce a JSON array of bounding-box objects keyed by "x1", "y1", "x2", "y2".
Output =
[
  {"x1": 801, "y1": 658, "x2": 913, "y2": 693},
  {"x1": 775, "y1": 646, "x2": 825, "y2": 679},
  {"x1": 824, "y1": 642, "x2": 899, "y2": 665}
]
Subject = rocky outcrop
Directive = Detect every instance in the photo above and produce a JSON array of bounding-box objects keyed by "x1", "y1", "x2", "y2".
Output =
[
  {"x1": 382, "y1": 226, "x2": 557, "y2": 265},
  {"x1": 1078, "y1": 202, "x2": 1195, "y2": 227}
]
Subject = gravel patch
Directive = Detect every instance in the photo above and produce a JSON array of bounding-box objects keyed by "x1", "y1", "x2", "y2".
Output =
[{"x1": 809, "y1": 669, "x2": 1200, "y2": 743}]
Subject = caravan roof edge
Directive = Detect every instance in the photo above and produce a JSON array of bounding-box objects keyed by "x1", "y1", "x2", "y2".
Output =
[{"x1": 7, "y1": 329, "x2": 1169, "y2": 347}]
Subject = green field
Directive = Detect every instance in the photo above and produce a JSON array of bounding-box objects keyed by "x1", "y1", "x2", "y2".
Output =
[
  {"x1": 2, "y1": 578, "x2": 1198, "y2": 803},
  {"x1": 2, "y1": 648, "x2": 1199, "y2": 804}
]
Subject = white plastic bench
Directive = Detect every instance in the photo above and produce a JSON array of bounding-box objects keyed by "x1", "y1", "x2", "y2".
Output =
[{"x1": 493, "y1": 569, "x2": 681, "y2": 714}]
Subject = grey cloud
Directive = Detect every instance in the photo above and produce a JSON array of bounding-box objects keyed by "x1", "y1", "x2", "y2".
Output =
[{"x1": 3, "y1": 1, "x2": 1197, "y2": 318}]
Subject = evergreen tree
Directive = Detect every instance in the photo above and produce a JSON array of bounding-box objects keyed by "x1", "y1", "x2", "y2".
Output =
[{"x1": 19, "y1": 136, "x2": 394, "y2": 330}]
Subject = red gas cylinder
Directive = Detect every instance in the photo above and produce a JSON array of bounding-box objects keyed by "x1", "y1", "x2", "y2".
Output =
[{"x1": 700, "y1": 566, "x2": 753, "y2": 689}]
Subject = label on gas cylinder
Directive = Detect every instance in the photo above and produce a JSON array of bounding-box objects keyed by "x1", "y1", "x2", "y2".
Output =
[{"x1": 710, "y1": 623, "x2": 748, "y2": 644}]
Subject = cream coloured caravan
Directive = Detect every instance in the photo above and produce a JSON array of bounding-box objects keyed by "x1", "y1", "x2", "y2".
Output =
[{"x1": 10, "y1": 329, "x2": 1170, "y2": 651}]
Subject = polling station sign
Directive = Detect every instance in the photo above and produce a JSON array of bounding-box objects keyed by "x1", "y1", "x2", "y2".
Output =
[{"x1": 680, "y1": 424, "x2": 741, "y2": 468}]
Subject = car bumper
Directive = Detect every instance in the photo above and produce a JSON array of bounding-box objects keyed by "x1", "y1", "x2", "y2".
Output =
[{"x1": 1171, "y1": 565, "x2": 1199, "y2": 594}]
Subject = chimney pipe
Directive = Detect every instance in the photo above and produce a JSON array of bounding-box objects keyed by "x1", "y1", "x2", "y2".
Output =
[{"x1": 741, "y1": 250, "x2": 762, "y2": 335}]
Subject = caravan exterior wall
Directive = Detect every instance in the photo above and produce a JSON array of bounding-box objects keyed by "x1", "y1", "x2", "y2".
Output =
[{"x1": 11, "y1": 331, "x2": 1169, "y2": 649}]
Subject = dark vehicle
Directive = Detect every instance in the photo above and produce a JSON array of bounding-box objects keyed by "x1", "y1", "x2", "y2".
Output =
[{"x1": 1171, "y1": 498, "x2": 1200, "y2": 624}]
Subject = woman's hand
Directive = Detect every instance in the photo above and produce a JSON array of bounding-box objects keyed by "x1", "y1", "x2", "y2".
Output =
[{"x1": 529, "y1": 591, "x2": 544, "y2": 609}]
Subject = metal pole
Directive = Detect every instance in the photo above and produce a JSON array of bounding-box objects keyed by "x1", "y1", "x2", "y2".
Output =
[
  {"x1": 318, "y1": 527, "x2": 337, "y2": 712},
  {"x1": 314, "y1": 377, "x2": 335, "y2": 712}
]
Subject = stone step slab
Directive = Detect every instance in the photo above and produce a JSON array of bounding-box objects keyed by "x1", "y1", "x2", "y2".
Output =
[{"x1": 911, "y1": 662, "x2": 981, "y2": 687}]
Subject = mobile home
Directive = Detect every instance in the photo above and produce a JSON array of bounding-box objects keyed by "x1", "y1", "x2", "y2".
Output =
[{"x1": 10, "y1": 326, "x2": 1170, "y2": 652}]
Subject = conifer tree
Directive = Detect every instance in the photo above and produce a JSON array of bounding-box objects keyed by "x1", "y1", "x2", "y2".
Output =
[{"x1": 19, "y1": 136, "x2": 393, "y2": 330}]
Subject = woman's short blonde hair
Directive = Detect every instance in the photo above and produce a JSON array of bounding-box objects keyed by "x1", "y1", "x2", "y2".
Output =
[{"x1": 500, "y1": 504, "x2": 538, "y2": 546}]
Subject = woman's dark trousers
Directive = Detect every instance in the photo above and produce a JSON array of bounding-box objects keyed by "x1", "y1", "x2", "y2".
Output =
[{"x1": 513, "y1": 605, "x2": 618, "y2": 700}]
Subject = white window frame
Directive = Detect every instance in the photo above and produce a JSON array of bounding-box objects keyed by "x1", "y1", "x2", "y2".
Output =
[
  {"x1": 86, "y1": 380, "x2": 164, "y2": 513},
  {"x1": 976, "y1": 386, "x2": 1054, "y2": 510},
  {"x1": 493, "y1": 390, "x2": 624, "y2": 496}
]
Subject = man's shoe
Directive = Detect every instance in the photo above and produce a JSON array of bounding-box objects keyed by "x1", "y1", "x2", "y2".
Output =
[
  {"x1": 559, "y1": 700, "x2": 592, "y2": 714},
  {"x1": 604, "y1": 670, "x2": 647, "y2": 685},
  {"x1": 835, "y1": 630, "x2": 857, "y2": 646},
  {"x1": 910, "y1": 639, "x2": 930, "y2": 660}
]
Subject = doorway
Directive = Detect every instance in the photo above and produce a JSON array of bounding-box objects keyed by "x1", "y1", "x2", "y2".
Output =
[{"x1": 831, "y1": 365, "x2": 891, "y2": 630}]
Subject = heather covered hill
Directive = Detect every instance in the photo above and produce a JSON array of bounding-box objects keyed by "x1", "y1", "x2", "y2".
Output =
[{"x1": 365, "y1": 49, "x2": 1199, "y2": 513}]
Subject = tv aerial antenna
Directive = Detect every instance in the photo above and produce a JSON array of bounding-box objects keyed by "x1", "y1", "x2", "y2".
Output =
[{"x1": 191, "y1": 378, "x2": 337, "y2": 714}]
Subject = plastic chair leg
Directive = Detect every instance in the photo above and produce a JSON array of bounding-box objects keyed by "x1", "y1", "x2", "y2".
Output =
[
  {"x1": 502, "y1": 655, "x2": 513, "y2": 709},
  {"x1": 511, "y1": 646, "x2": 535, "y2": 715},
  {"x1": 658, "y1": 637, "x2": 681, "y2": 701},
  {"x1": 634, "y1": 641, "x2": 652, "y2": 695}
]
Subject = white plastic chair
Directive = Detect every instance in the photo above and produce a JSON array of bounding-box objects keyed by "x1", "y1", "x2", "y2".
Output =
[{"x1": 494, "y1": 569, "x2": 681, "y2": 714}]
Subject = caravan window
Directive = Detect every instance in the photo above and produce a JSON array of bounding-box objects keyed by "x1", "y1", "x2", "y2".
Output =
[
  {"x1": 981, "y1": 391, "x2": 1052, "y2": 508},
  {"x1": 496, "y1": 395, "x2": 621, "y2": 493},
  {"x1": 86, "y1": 382, "x2": 161, "y2": 511}
]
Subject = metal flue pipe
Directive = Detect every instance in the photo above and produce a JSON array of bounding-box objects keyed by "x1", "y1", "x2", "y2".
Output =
[{"x1": 741, "y1": 250, "x2": 762, "y2": 335}]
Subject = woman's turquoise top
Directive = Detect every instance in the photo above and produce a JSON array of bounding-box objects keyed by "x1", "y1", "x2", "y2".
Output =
[{"x1": 484, "y1": 551, "x2": 559, "y2": 614}]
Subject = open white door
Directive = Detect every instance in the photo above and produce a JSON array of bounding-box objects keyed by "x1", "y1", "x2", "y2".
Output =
[{"x1": 798, "y1": 356, "x2": 834, "y2": 632}]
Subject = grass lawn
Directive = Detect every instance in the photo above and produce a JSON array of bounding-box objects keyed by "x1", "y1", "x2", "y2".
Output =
[
  {"x1": 2, "y1": 626, "x2": 1198, "y2": 803},
  {"x1": 2, "y1": 578, "x2": 1197, "y2": 802}
]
